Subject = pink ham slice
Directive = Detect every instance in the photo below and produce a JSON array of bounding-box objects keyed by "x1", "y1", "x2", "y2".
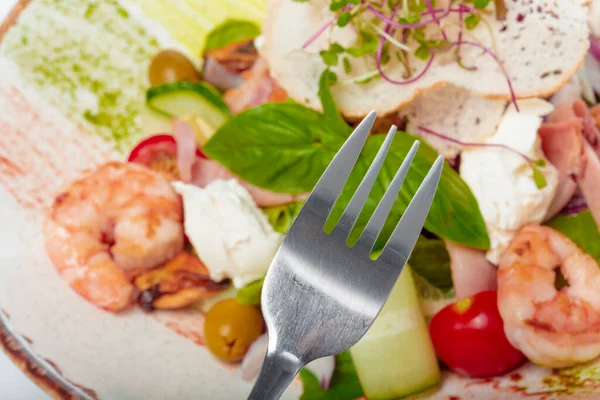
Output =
[
  {"x1": 539, "y1": 100, "x2": 600, "y2": 225},
  {"x1": 444, "y1": 240, "x2": 497, "y2": 300},
  {"x1": 173, "y1": 119, "x2": 305, "y2": 207},
  {"x1": 190, "y1": 158, "x2": 305, "y2": 207},
  {"x1": 223, "y1": 58, "x2": 288, "y2": 114}
]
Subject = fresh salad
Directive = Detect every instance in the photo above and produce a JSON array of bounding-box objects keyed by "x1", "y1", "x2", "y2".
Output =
[{"x1": 31, "y1": 0, "x2": 600, "y2": 398}]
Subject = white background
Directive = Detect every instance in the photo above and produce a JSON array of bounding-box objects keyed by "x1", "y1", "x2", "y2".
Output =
[{"x1": 0, "y1": 0, "x2": 50, "y2": 398}]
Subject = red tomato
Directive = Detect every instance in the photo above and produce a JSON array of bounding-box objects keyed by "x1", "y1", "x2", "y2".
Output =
[
  {"x1": 429, "y1": 290, "x2": 525, "y2": 378},
  {"x1": 127, "y1": 134, "x2": 204, "y2": 178}
]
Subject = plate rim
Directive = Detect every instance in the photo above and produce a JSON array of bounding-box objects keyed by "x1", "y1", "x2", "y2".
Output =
[{"x1": 0, "y1": 1, "x2": 84, "y2": 398}]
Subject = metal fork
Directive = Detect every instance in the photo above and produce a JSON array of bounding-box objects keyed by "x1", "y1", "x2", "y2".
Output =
[{"x1": 248, "y1": 111, "x2": 444, "y2": 400}]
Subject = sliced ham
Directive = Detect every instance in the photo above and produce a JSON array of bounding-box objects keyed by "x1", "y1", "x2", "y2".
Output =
[
  {"x1": 538, "y1": 119, "x2": 584, "y2": 219},
  {"x1": 444, "y1": 240, "x2": 497, "y2": 300},
  {"x1": 172, "y1": 119, "x2": 304, "y2": 207},
  {"x1": 539, "y1": 100, "x2": 600, "y2": 224},
  {"x1": 171, "y1": 119, "x2": 197, "y2": 183},
  {"x1": 190, "y1": 158, "x2": 305, "y2": 207},
  {"x1": 202, "y1": 40, "x2": 258, "y2": 91},
  {"x1": 578, "y1": 141, "x2": 600, "y2": 227},
  {"x1": 202, "y1": 58, "x2": 244, "y2": 91},
  {"x1": 223, "y1": 58, "x2": 288, "y2": 114}
]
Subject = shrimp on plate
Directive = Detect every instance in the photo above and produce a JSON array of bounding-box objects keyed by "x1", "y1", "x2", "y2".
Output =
[
  {"x1": 44, "y1": 162, "x2": 184, "y2": 312},
  {"x1": 497, "y1": 224, "x2": 600, "y2": 368}
]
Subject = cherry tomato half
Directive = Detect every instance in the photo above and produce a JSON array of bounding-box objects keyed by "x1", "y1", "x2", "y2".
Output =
[
  {"x1": 127, "y1": 134, "x2": 204, "y2": 179},
  {"x1": 429, "y1": 290, "x2": 525, "y2": 378}
]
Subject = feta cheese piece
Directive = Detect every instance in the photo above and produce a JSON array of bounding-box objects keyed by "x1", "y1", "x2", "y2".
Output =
[
  {"x1": 173, "y1": 180, "x2": 283, "y2": 288},
  {"x1": 459, "y1": 99, "x2": 559, "y2": 264}
]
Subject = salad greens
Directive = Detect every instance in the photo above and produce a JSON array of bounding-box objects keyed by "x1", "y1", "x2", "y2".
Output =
[
  {"x1": 204, "y1": 19, "x2": 261, "y2": 51},
  {"x1": 546, "y1": 210, "x2": 600, "y2": 264},
  {"x1": 409, "y1": 236, "x2": 453, "y2": 291},
  {"x1": 299, "y1": 352, "x2": 364, "y2": 400},
  {"x1": 263, "y1": 201, "x2": 306, "y2": 234},
  {"x1": 236, "y1": 278, "x2": 264, "y2": 305},
  {"x1": 204, "y1": 71, "x2": 489, "y2": 249}
]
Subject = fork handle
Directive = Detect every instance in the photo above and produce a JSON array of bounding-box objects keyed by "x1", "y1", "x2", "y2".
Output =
[{"x1": 247, "y1": 350, "x2": 304, "y2": 400}]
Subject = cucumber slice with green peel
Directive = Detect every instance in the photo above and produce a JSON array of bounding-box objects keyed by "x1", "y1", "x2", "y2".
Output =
[
  {"x1": 350, "y1": 266, "x2": 441, "y2": 400},
  {"x1": 140, "y1": 104, "x2": 172, "y2": 136},
  {"x1": 147, "y1": 82, "x2": 231, "y2": 137},
  {"x1": 412, "y1": 271, "x2": 456, "y2": 321}
]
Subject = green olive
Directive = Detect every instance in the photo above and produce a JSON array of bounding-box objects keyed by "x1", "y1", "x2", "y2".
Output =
[
  {"x1": 148, "y1": 50, "x2": 200, "y2": 87},
  {"x1": 204, "y1": 298, "x2": 263, "y2": 362}
]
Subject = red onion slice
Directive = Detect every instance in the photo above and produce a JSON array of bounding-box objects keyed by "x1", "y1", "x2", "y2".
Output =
[
  {"x1": 240, "y1": 333, "x2": 268, "y2": 382},
  {"x1": 305, "y1": 356, "x2": 336, "y2": 390}
]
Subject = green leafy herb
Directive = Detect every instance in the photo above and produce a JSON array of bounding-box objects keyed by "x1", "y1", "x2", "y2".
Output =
[
  {"x1": 337, "y1": 11, "x2": 353, "y2": 27},
  {"x1": 533, "y1": 159, "x2": 546, "y2": 167},
  {"x1": 465, "y1": 14, "x2": 481, "y2": 30},
  {"x1": 204, "y1": 103, "x2": 344, "y2": 193},
  {"x1": 546, "y1": 210, "x2": 600, "y2": 264},
  {"x1": 320, "y1": 43, "x2": 345, "y2": 67},
  {"x1": 328, "y1": 133, "x2": 489, "y2": 249},
  {"x1": 415, "y1": 46, "x2": 431, "y2": 60},
  {"x1": 204, "y1": 20, "x2": 260, "y2": 51},
  {"x1": 532, "y1": 167, "x2": 547, "y2": 189},
  {"x1": 205, "y1": 72, "x2": 489, "y2": 249},
  {"x1": 408, "y1": 235, "x2": 453, "y2": 291},
  {"x1": 343, "y1": 57, "x2": 352, "y2": 73},
  {"x1": 263, "y1": 201, "x2": 305, "y2": 234},
  {"x1": 330, "y1": 0, "x2": 360, "y2": 11},
  {"x1": 236, "y1": 278, "x2": 264, "y2": 305},
  {"x1": 300, "y1": 351, "x2": 363, "y2": 400},
  {"x1": 347, "y1": 40, "x2": 378, "y2": 57},
  {"x1": 320, "y1": 50, "x2": 340, "y2": 66},
  {"x1": 318, "y1": 69, "x2": 351, "y2": 134},
  {"x1": 471, "y1": 0, "x2": 491, "y2": 9},
  {"x1": 398, "y1": 14, "x2": 421, "y2": 24}
]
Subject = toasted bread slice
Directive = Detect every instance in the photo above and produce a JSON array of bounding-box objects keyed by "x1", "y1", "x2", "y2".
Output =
[
  {"x1": 261, "y1": 0, "x2": 589, "y2": 117},
  {"x1": 400, "y1": 85, "x2": 507, "y2": 158}
]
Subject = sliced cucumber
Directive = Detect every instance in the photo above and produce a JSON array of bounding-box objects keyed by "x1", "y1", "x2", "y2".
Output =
[
  {"x1": 350, "y1": 265, "x2": 441, "y2": 400},
  {"x1": 140, "y1": 104, "x2": 172, "y2": 136},
  {"x1": 147, "y1": 82, "x2": 231, "y2": 141},
  {"x1": 412, "y1": 271, "x2": 456, "y2": 322}
]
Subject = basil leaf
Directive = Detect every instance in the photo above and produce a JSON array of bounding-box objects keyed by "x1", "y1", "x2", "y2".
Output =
[
  {"x1": 300, "y1": 351, "x2": 363, "y2": 400},
  {"x1": 325, "y1": 133, "x2": 489, "y2": 249},
  {"x1": 546, "y1": 210, "x2": 600, "y2": 264},
  {"x1": 409, "y1": 235, "x2": 453, "y2": 291},
  {"x1": 337, "y1": 11, "x2": 353, "y2": 27},
  {"x1": 204, "y1": 20, "x2": 260, "y2": 51},
  {"x1": 319, "y1": 70, "x2": 351, "y2": 135},
  {"x1": 237, "y1": 278, "x2": 264, "y2": 305},
  {"x1": 532, "y1": 167, "x2": 547, "y2": 189},
  {"x1": 204, "y1": 103, "x2": 344, "y2": 193}
]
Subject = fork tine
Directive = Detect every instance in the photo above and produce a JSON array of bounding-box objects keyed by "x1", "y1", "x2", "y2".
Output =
[
  {"x1": 301, "y1": 111, "x2": 377, "y2": 221},
  {"x1": 379, "y1": 155, "x2": 444, "y2": 264},
  {"x1": 333, "y1": 125, "x2": 397, "y2": 237},
  {"x1": 355, "y1": 140, "x2": 420, "y2": 251}
]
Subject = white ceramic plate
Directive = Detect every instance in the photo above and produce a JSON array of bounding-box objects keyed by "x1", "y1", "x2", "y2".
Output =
[{"x1": 1, "y1": 1, "x2": 600, "y2": 399}]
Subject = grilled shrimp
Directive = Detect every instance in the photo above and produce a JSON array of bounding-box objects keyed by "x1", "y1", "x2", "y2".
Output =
[
  {"x1": 497, "y1": 224, "x2": 600, "y2": 368},
  {"x1": 44, "y1": 162, "x2": 184, "y2": 312}
]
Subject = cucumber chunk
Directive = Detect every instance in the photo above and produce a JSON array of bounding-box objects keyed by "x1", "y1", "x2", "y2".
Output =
[
  {"x1": 350, "y1": 266, "x2": 441, "y2": 399},
  {"x1": 147, "y1": 82, "x2": 230, "y2": 140}
]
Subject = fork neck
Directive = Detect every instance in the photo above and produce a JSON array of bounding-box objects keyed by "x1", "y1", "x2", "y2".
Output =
[{"x1": 247, "y1": 350, "x2": 304, "y2": 400}]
